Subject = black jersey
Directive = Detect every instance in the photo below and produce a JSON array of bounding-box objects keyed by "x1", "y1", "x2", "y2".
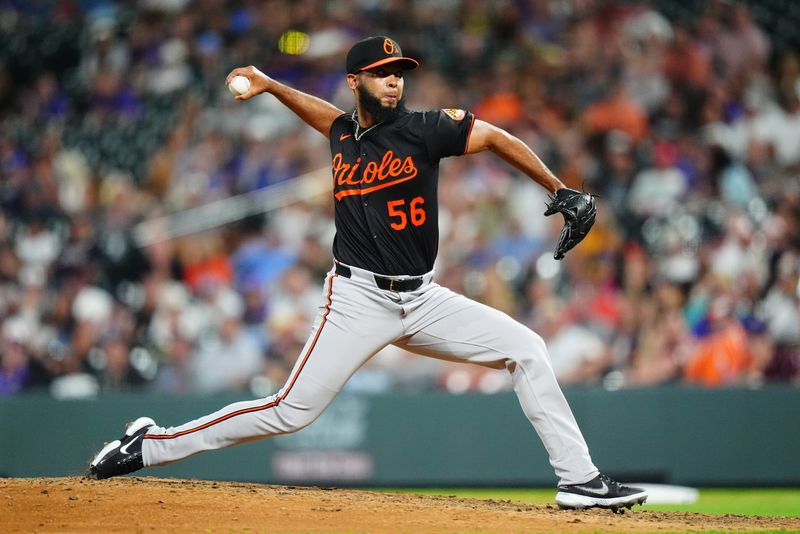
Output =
[{"x1": 328, "y1": 108, "x2": 475, "y2": 276}]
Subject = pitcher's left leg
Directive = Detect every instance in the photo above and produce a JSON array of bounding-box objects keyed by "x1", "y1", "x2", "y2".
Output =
[{"x1": 398, "y1": 284, "x2": 598, "y2": 485}]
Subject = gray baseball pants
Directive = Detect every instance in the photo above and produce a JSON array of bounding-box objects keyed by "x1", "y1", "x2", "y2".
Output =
[{"x1": 142, "y1": 263, "x2": 599, "y2": 485}]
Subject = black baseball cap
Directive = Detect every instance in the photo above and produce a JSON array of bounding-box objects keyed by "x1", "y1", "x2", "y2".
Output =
[{"x1": 346, "y1": 36, "x2": 419, "y2": 74}]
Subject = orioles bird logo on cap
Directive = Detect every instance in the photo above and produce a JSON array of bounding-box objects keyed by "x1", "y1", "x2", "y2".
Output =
[{"x1": 383, "y1": 38, "x2": 396, "y2": 55}]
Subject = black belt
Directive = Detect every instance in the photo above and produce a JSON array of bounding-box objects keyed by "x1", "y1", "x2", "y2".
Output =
[{"x1": 335, "y1": 263, "x2": 424, "y2": 292}]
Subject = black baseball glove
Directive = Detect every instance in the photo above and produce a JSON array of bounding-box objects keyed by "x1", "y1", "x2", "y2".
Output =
[{"x1": 544, "y1": 187, "x2": 597, "y2": 260}]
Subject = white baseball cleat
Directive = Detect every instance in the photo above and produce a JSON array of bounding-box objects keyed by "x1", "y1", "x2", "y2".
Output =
[
  {"x1": 86, "y1": 417, "x2": 155, "y2": 480},
  {"x1": 556, "y1": 473, "x2": 648, "y2": 512}
]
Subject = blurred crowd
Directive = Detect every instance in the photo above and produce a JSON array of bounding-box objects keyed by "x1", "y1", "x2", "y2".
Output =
[{"x1": 1, "y1": 0, "x2": 799, "y2": 398}]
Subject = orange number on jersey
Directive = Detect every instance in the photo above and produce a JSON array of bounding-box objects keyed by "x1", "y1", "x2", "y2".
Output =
[
  {"x1": 410, "y1": 196, "x2": 426, "y2": 226},
  {"x1": 387, "y1": 199, "x2": 407, "y2": 230},
  {"x1": 387, "y1": 197, "x2": 426, "y2": 231}
]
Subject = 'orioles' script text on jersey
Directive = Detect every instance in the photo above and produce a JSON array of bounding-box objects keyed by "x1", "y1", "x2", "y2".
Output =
[{"x1": 329, "y1": 109, "x2": 475, "y2": 275}]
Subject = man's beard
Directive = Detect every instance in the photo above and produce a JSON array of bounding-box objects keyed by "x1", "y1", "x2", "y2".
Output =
[{"x1": 357, "y1": 84, "x2": 406, "y2": 124}]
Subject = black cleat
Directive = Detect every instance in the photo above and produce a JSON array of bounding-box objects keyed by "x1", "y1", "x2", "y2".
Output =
[
  {"x1": 86, "y1": 417, "x2": 155, "y2": 480},
  {"x1": 555, "y1": 473, "x2": 648, "y2": 510}
]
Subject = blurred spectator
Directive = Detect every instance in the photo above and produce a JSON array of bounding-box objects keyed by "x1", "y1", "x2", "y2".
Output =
[
  {"x1": 0, "y1": 317, "x2": 39, "y2": 395},
  {"x1": 627, "y1": 140, "x2": 687, "y2": 217},
  {"x1": 761, "y1": 251, "x2": 800, "y2": 382},
  {"x1": 684, "y1": 293, "x2": 761, "y2": 387},
  {"x1": 625, "y1": 282, "x2": 693, "y2": 387},
  {"x1": 474, "y1": 62, "x2": 524, "y2": 127},
  {"x1": 716, "y1": 4, "x2": 770, "y2": 79},
  {"x1": 96, "y1": 338, "x2": 146, "y2": 392},
  {"x1": 189, "y1": 286, "x2": 262, "y2": 393},
  {"x1": 542, "y1": 315, "x2": 611, "y2": 386},
  {"x1": 583, "y1": 82, "x2": 649, "y2": 142},
  {"x1": 14, "y1": 217, "x2": 61, "y2": 274},
  {"x1": 710, "y1": 146, "x2": 758, "y2": 208},
  {"x1": 181, "y1": 235, "x2": 234, "y2": 291},
  {"x1": 752, "y1": 90, "x2": 800, "y2": 168}
]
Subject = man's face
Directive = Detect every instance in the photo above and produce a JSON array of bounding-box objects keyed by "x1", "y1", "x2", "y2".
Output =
[{"x1": 354, "y1": 63, "x2": 405, "y2": 108}]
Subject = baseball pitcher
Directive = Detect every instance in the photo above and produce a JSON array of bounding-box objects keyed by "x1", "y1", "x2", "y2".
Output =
[{"x1": 88, "y1": 36, "x2": 646, "y2": 511}]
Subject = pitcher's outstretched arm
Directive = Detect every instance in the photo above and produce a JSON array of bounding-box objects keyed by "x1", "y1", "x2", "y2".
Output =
[{"x1": 226, "y1": 65, "x2": 344, "y2": 139}]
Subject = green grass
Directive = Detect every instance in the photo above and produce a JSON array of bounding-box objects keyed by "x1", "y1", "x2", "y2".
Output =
[{"x1": 386, "y1": 487, "x2": 800, "y2": 518}]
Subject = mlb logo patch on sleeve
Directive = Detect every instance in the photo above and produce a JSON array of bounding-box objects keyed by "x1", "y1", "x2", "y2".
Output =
[{"x1": 443, "y1": 108, "x2": 466, "y2": 120}]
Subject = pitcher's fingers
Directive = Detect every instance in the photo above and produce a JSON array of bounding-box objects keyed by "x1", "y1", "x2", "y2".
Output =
[
  {"x1": 234, "y1": 89, "x2": 255, "y2": 101},
  {"x1": 225, "y1": 69, "x2": 248, "y2": 86}
]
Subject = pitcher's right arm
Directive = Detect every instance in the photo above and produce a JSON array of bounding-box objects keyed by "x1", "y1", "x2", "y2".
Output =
[{"x1": 226, "y1": 66, "x2": 344, "y2": 139}]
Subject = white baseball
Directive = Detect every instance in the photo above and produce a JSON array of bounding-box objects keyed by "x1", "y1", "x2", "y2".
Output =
[{"x1": 228, "y1": 75, "x2": 250, "y2": 96}]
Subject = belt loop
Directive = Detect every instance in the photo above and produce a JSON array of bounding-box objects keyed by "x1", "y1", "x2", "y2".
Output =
[{"x1": 335, "y1": 262, "x2": 352, "y2": 279}]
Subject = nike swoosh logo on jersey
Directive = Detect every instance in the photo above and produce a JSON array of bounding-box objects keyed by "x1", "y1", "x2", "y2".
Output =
[
  {"x1": 575, "y1": 480, "x2": 610, "y2": 496},
  {"x1": 119, "y1": 435, "x2": 142, "y2": 455},
  {"x1": 339, "y1": 133, "x2": 352, "y2": 141}
]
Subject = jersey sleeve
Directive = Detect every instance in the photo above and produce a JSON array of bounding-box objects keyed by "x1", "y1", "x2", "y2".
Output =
[{"x1": 422, "y1": 109, "x2": 475, "y2": 160}]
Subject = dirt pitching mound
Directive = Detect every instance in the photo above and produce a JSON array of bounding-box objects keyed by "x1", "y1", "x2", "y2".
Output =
[{"x1": 3, "y1": 477, "x2": 798, "y2": 533}]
